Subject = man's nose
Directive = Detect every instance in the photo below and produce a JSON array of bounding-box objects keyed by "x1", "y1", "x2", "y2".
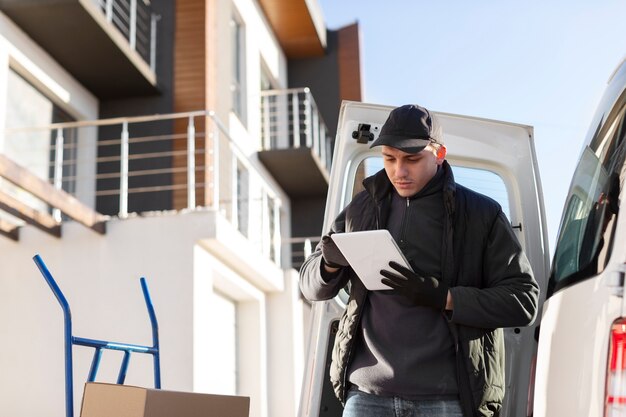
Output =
[{"x1": 396, "y1": 162, "x2": 408, "y2": 177}]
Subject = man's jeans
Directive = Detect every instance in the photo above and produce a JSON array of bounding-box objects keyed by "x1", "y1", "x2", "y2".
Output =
[{"x1": 343, "y1": 389, "x2": 464, "y2": 417}]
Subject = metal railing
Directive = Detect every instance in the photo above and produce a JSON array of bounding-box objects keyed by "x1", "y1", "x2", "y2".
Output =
[
  {"x1": 3, "y1": 110, "x2": 282, "y2": 266},
  {"x1": 284, "y1": 236, "x2": 320, "y2": 270},
  {"x1": 93, "y1": 0, "x2": 159, "y2": 71},
  {"x1": 260, "y1": 87, "x2": 333, "y2": 171}
]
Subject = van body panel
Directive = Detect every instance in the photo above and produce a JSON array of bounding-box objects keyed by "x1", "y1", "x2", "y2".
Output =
[
  {"x1": 299, "y1": 101, "x2": 548, "y2": 417},
  {"x1": 534, "y1": 281, "x2": 621, "y2": 416},
  {"x1": 533, "y1": 57, "x2": 626, "y2": 417}
]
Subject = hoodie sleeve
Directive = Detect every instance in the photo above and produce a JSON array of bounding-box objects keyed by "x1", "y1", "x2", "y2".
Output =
[
  {"x1": 448, "y1": 211, "x2": 539, "y2": 328},
  {"x1": 299, "y1": 209, "x2": 351, "y2": 301}
]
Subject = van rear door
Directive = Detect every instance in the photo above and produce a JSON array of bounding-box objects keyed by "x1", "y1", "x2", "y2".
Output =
[{"x1": 298, "y1": 101, "x2": 549, "y2": 417}]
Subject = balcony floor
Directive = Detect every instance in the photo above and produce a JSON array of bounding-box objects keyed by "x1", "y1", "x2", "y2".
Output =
[{"x1": 258, "y1": 148, "x2": 329, "y2": 199}]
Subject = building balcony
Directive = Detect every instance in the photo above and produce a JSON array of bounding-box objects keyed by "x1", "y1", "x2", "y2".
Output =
[
  {"x1": 258, "y1": 87, "x2": 332, "y2": 200},
  {"x1": 1, "y1": 110, "x2": 284, "y2": 268},
  {"x1": 0, "y1": 0, "x2": 158, "y2": 98}
]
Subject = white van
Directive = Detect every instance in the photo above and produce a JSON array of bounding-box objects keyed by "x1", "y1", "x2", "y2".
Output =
[
  {"x1": 534, "y1": 57, "x2": 626, "y2": 417},
  {"x1": 298, "y1": 57, "x2": 626, "y2": 417}
]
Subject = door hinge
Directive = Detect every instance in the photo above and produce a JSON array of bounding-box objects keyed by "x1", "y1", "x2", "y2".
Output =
[{"x1": 352, "y1": 124, "x2": 374, "y2": 144}]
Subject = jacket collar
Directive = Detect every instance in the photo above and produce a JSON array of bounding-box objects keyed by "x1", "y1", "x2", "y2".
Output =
[
  {"x1": 362, "y1": 169, "x2": 392, "y2": 202},
  {"x1": 362, "y1": 160, "x2": 456, "y2": 202}
]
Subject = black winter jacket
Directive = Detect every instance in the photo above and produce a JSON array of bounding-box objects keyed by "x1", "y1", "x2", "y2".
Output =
[{"x1": 300, "y1": 162, "x2": 539, "y2": 417}]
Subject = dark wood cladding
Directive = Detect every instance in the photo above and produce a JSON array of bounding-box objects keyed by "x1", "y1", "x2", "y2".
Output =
[
  {"x1": 338, "y1": 23, "x2": 362, "y2": 102},
  {"x1": 174, "y1": 0, "x2": 206, "y2": 113},
  {"x1": 258, "y1": 0, "x2": 324, "y2": 58},
  {"x1": 0, "y1": 219, "x2": 19, "y2": 241},
  {"x1": 0, "y1": 190, "x2": 61, "y2": 237},
  {"x1": 174, "y1": 0, "x2": 207, "y2": 209}
]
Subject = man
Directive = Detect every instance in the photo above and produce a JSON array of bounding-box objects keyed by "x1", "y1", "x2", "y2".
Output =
[{"x1": 299, "y1": 104, "x2": 539, "y2": 417}]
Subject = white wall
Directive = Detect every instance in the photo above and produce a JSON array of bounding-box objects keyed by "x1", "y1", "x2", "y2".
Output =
[
  {"x1": 0, "y1": 213, "x2": 200, "y2": 416},
  {"x1": 268, "y1": 270, "x2": 307, "y2": 417},
  {"x1": 0, "y1": 211, "x2": 305, "y2": 417},
  {"x1": 229, "y1": 0, "x2": 287, "y2": 153},
  {"x1": 193, "y1": 245, "x2": 267, "y2": 417}
]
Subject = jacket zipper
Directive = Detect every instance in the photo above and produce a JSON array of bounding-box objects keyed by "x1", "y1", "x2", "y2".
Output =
[{"x1": 400, "y1": 197, "x2": 410, "y2": 245}]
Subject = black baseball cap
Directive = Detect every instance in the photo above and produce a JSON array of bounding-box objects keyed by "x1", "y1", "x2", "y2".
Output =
[{"x1": 370, "y1": 104, "x2": 444, "y2": 154}]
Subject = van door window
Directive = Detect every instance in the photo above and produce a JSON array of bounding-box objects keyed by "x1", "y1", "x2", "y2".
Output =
[
  {"x1": 453, "y1": 166, "x2": 511, "y2": 219},
  {"x1": 351, "y1": 156, "x2": 511, "y2": 218},
  {"x1": 549, "y1": 102, "x2": 626, "y2": 296}
]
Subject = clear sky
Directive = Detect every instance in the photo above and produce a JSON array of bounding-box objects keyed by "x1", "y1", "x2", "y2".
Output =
[{"x1": 318, "y1": 0, "x2": 626, "y2": 253}]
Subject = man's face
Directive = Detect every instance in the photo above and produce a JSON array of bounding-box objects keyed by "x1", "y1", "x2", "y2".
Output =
[{"x1": 381, "y1": 145, "x2": 444, "y2": 197}]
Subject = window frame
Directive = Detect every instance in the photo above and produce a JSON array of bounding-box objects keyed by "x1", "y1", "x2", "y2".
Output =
[
  {"x1": 235, "y1": 160, "x2": 249, "y2": 237},
  {"x1": 4, "y1": 68, "x2": 78, "y2": 218},
  {"x1": 548, "y1": 96, "x2": 626, "y2": 297},
  {"x1": 230, "y1": 13, "x2": 247, "y2": 124}
]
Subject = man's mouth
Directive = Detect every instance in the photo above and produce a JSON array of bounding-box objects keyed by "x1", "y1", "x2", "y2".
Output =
[{"x1": 395, "y1": 181, "x2": 412, "y2": 187}]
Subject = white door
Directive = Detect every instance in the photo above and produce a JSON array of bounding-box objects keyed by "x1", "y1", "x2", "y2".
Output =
[
  {"x1": 534, "y1": 59, "x2": 626, "y2": 417},
  {"x1": 299, "y1": 101, "x2": 549, "y2": 417}
]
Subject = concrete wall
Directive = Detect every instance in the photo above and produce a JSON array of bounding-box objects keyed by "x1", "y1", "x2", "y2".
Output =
[
  {"x1": 288, "y1": 29, "x2": 341, "y2": 141},
  {"x1": 267, "y1": 270, "x2": 307, "y2": 417},
  {"x1": 0, "y1": 211, "x2": 305, "y2": 417}
]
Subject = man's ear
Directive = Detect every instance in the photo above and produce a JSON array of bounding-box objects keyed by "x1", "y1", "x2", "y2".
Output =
[{"x1": 436, "y1": 145, "x2": 447, "y2": 164}]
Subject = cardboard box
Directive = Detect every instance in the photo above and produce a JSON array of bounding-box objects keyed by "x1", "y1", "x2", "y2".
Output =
[{"x1": 80, "y1": 382, "x2": 250, "y2": 417}]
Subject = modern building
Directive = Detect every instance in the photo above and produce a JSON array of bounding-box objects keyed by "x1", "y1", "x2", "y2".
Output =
[{"x1": 0, "y1": 1, "x2": 362, "y2": 416}]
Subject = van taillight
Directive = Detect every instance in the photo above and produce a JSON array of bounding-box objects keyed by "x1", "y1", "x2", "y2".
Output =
[{"x1": 606, "y1": 319, "x2": 626, "y2": 416}]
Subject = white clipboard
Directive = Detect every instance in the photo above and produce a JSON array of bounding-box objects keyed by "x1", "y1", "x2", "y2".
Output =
[{"x1": 330, "y1": 230, "x2": 413, "y2": 291}]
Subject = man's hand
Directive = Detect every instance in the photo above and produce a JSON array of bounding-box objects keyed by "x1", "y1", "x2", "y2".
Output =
[
  {"x1": 320, "y1": 233, "x2": 349, "y2": 269},
  {"x1": 380, "y1": 261, "x2": 449, "y2": 311}
]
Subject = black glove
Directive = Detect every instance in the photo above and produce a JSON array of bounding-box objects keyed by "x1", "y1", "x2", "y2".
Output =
[
  {"x1": 320, "y1": 233, "x2": 349, "y2": 268},
  {"x1": 380, "y1": 261, "x2": 449, "y2": 311}
]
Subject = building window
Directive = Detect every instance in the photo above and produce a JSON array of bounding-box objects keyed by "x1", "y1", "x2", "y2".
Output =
[
  {"x1": 263, "y1": 192, "x2": 280, "y2": 265},
  {"x1": 260, "y1": 63, "x2": 281, "y2": 150},
  {"x1": 260, "y1": 63, "x2": 273, "y2": 91},
  {"x1": 268, "y1": 195, "x2": 276, "y2": 262},
  {"x1": 3, "y1": 69, "x2": 76, "y2": 211},
  {"x1": 231, "y1": 14, "x2": 246, "y2": 123},
  {"x1": 236, "y1": 161, "x2": 249, "y2": 237}
]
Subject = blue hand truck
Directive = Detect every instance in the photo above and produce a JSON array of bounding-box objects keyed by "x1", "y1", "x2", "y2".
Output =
[{"x1": 33, "y1": 254, "x2": 162, "y2": 417}]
